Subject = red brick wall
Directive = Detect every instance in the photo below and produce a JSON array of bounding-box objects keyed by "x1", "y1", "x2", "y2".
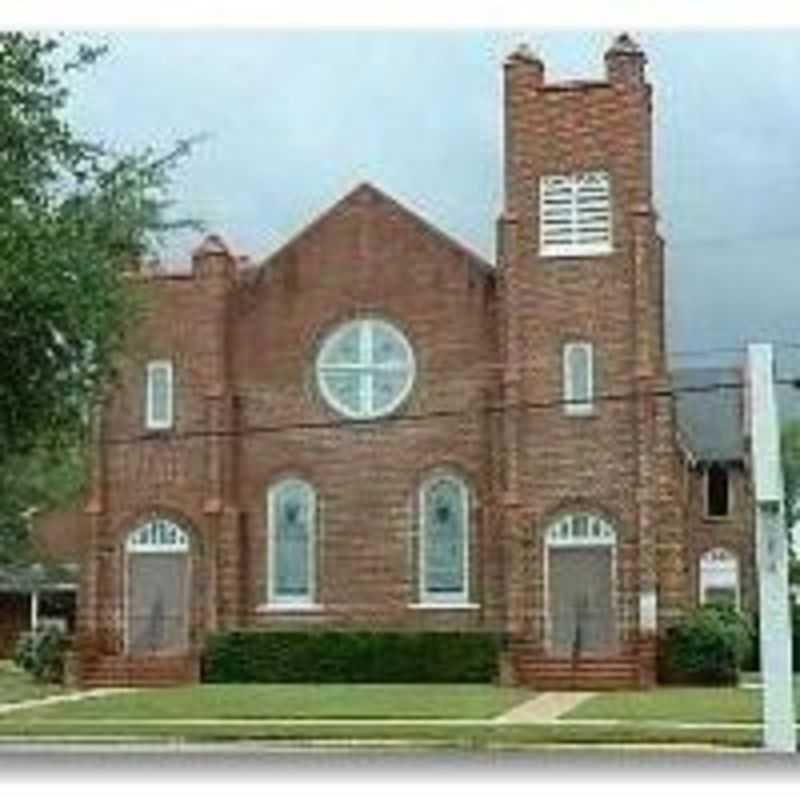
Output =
[
  {"x1": 230, "y1": 185, "x2": 502, "y2": 630},
  {"x1": 81, "y1": 186, "x2": 503, "y2": 645},
  {"x1": 81, "y1": 256, "x2": 233, "y2": 648},
  {"x1": 76, "y1": 39, "x2": 755, "y2": 676},
  {"x1": 684, "y1": 464, "x2": 756, "y2": 613},
  {"x1": 499, "y1": 44, "x2": 677, "y2": 649}
]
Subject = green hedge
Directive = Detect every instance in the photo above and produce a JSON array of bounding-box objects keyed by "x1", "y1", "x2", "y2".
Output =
[
  {"x1": 203, "y1": 630, "x2": 503, "y2": 683},
  {"x1": 662, "y1": 604, "x2": 753, "y2": 685}
]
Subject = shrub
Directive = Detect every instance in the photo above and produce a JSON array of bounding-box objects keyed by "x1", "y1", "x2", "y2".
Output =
[
  {"x1": 663, "y1": 604, "x2": 753, "y2": 685},
  {"x1": 203, "y1": 630, "x2": 503, "y2": 683},
  {"x1": 745, "y1": 602, "x2": 800, "y2": 673},
  {"x1": 13, "y1": 626, "x2": 69, "y2": 684}
]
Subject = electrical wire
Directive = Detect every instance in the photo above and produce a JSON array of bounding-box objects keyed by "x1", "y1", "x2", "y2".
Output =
[{"x1": 99, "y1": 376, "x2": 798, "y2": 448}]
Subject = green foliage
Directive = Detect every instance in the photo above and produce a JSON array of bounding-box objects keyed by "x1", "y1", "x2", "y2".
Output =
[
  {"x1": 781, "y1": 419, "x2": 800, "y2": 535},
  {"x1": 0, "y1": 32, "x2": 197, "y2": 561},
  {"x1": 0, "y1": 442, "x2": 87, "y2": 564},
  {"x1": 745, "y1": 602, "x2": 800, "y2": 673},
  {"x1": 203, "y1": 631, "x2": 503, "y2": 684},
  {"x1": 13, "y1": 626, "x2": 69, "y2": 684},
  {"x1": 664, "y1": 604, "x2": 753, "y2": 685}
]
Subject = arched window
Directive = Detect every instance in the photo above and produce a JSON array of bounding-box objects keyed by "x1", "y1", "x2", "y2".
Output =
[
  {"x1": 700, "y1": 548, "x2": 739, "y2": 608},
  {"x1": 563, "y1": 342, "x2": 594, "y2": 415},
  {"x1": 126, "y1": 518, "x2": 189, "y2": 553},
  {"x1": 420, "y1": 475, "x2": 470, "y2": 604},
  {"x1": 267, "y1": 479, "x2": 317, "y2": 606}
]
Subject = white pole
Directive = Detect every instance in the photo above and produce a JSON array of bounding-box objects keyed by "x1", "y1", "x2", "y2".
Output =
[
  {"x1": 30, "y1": 590, "x2": 39, "y2": 632},
  {"x1": 747, "y1": 343, "x2": 796, "y2": 752}
]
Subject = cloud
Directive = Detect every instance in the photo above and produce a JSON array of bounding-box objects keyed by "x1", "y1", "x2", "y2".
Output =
[{"x1": 64, "y1": 30, "x2": 800, "y2": 371}]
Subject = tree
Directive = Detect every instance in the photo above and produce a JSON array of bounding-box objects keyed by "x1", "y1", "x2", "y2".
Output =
[
  {"x1": 782, "y1": 420, "x2": 800, "y2": 537},
  {"x1": 0, "y1": 33, "x2": 196, "y2": 562}
]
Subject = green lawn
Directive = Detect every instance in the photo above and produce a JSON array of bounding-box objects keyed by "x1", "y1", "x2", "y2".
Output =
[
  {"x1": 0, "y1": 720, "x2": 759, "y2": 749},
  {"x1": 5, "y1": 683, "x2": 532, "y2": 721},
  {"x1": 0, "y1": 660, "x2": 64, "y2": 705},
  {"x1": 566, "y1": 687, "x2": 765, "y2": 724}
]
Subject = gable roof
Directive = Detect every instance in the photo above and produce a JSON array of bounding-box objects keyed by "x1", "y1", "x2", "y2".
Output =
[
  {"x1": 242, "y1": 182, "x2": 494, "y2": 288},
  {"x1": 670, "y1": 367, "x2": 746, "y2": 463}
]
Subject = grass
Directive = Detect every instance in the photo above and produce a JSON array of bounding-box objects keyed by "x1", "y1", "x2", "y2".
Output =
[
  {"x1": 0, "y1": 660, "x2": 64, "y2": 705},
  {"x1": 566, "y1": 686, "x2": 764, "y2": 724},
  {"x1": 0, "y1": 680, "x2": 768, "y2": 749},
  {"x1": 566, "y1": 679, "x2": 800, "y2": 725},
  {"x1": 3, "y1": 683, "x2": 533, "y2": 721},
  {"x1": 0, "y1": 720, "x2": 759, "y2": 749}
]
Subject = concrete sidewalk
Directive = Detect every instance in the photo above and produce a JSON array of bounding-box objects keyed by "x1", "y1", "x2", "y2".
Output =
[
  {"x1": 494, "y1": 692, "x2": 595, "y2": 723},
  {"x1": 0, "y1": 688, "x2": 131, "y2": 716}
]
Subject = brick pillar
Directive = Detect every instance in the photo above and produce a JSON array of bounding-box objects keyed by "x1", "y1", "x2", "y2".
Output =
[
  {"x1": 497, "y1": 211, "x2": 529, "y2": 646},
  {"x1": 632, "y1": 205, "x2": 659, "y2": 677},
  {"x1": 193, "y1": 235, "x2": 239, "y2": 634}
]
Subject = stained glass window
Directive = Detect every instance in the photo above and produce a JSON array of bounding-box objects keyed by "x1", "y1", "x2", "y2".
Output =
[
  {"x1": 317, "y1": 319, "x2": 415, "y2": 419},
  {"x1": 421, "y1": 476, "x2": 469, "y2": 602},
  {"x1": 269, "y1": 480, "x2": 315, "y2": 604}
]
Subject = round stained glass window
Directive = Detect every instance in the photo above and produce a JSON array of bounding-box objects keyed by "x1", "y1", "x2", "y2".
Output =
[{"x1": 316, "y1": 319, "x2": 415, "y2": 419}]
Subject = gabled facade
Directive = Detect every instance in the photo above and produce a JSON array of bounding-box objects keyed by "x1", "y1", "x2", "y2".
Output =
[{"x1": 68, "y1": 34, "x2": 756, "y2": 688}]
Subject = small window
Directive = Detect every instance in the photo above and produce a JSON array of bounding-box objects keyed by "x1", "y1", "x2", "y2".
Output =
[
  {"x1": 706, "y1": 463, "x2": 730, "y2": 518},
  {"x1": 146, "y1": 360, "x2": 173, "y2": 430},
  {"x1": 563, "y1": 342, "x2": 594, "y2": 416},
  {"x1": 420, "y1": 475, "x2": 470, "y2": 604},
  {"x1": 540, "y1": 172, "x2": 613, "y2": 257},
  {"x1": 267, "y1": 479, "x2": 317, "y2": 606},
  {"x1": 700, "y1": 548, "x2": 739, "y2": 609}
]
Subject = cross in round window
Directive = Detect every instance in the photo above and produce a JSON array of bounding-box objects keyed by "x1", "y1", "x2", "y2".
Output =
[{"x1": 316, "y1": 319, "x2": 415, "y2": 419}]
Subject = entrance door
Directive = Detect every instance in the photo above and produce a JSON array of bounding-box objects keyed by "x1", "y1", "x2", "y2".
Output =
[
  {"x1": 544, "y1": 513, "x2": 618, "y2": 658},
  {"x1": 125, "y1": 519, "x2": 190, "y2": 654},
  {"x1": 548, "y1": 546, "x2": 614, "y2": 656}
]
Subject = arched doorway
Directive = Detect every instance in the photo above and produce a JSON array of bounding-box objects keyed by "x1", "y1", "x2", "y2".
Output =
[
  {"x1": 125, "y1": 518, "x2": 190, "y2": 654},
  {"x1": 544, "y1": 513, "x2": 617, "y2": 657}
]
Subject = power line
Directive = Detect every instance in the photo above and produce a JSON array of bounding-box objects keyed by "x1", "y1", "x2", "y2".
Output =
[{"x1": 100, "y1": 376, "x2": 795, "y2": 448}]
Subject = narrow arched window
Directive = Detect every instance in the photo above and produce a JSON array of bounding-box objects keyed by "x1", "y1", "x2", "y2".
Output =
[
  {"x1": 563, "y1": 342, "x2": 594, "y2": 415},
  {"x1": 267, "y1": 479, "x2": 316, "y2": 606},
  {"x1": 699, "y1": 548, "x2": 739, "y2": 608},
  {"x1": 420, "y1": 475, "x2": 470, "y2": 604}
]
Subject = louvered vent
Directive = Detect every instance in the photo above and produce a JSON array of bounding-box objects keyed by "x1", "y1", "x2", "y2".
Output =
[{"x1": 539, "y1": 172, "x2": 613, "y2": 257}]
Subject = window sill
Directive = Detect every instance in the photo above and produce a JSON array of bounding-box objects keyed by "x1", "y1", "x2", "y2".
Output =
[
  {"x1": 564, "y1": 407, "x2": 596, "y2": 418},
  {"x1": 539, "y1": 246, "x2": 614, "y2": 260},
  {"x1": 408, "y1": 602, "x2": 481, "y2": 611},
  {"x1": 256, "y1": 603, "x2": 324, "y2": 614},
  {"x1": 702, "y1": 515, "x2": 733, "y2": 523}
]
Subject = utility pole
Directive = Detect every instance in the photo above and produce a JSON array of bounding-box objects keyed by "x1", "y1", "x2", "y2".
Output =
[{"x1": 747, "y1": 343, "x2": 796, "y2": 752}]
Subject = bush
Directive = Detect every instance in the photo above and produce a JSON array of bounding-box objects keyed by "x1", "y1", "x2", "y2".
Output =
[
  {"x1": 13, "y1": 626, "x2": 69, "y2": 684},
  {"x1": 663, "y1": 604, "x2": 753, "y2": 685},
  {"x1": 744, "y1": 602, "x2": 800, "y2": 673},
  {"x1": 203, "y1": 630, "x2": 502, "y2": 683}
]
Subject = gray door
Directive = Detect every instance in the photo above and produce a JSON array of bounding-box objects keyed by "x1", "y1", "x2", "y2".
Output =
[
  {"x1": 127, "y1": 553, "x2": 189, "y2": 654},
  {"x1": 548, "y1": 546, "x2": 615, "y2": 657}
]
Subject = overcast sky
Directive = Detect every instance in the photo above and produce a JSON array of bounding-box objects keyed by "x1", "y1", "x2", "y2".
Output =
[{"x1": 63, "y1": 30, "x2": 800, "y2": 382}]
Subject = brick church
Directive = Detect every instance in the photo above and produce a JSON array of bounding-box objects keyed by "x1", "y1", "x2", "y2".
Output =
[{"x1": 69, "y1": 34, "x2": 755, "y2": 688}]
